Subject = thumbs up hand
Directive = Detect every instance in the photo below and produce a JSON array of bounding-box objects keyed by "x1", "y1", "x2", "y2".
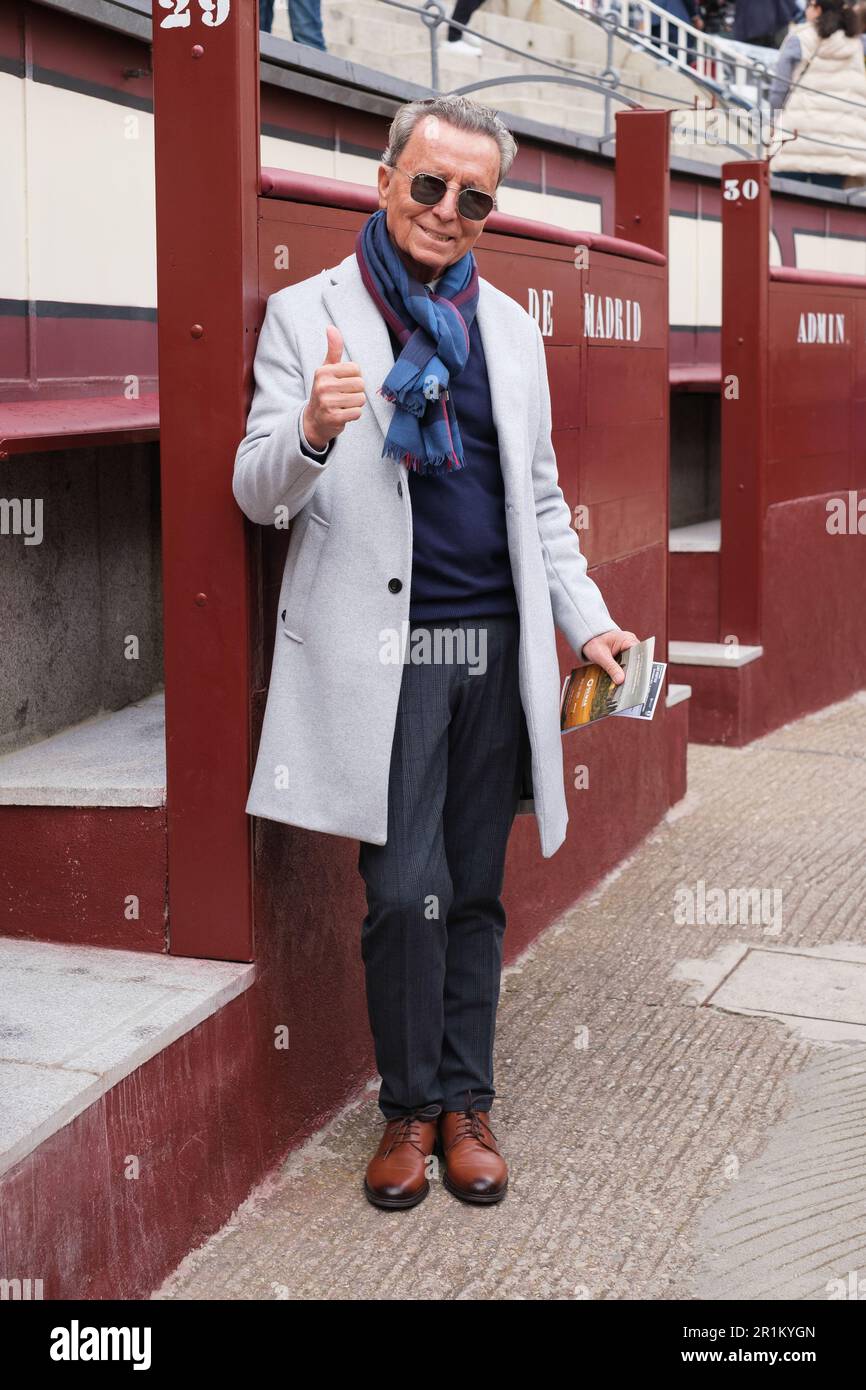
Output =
[{"x1": 302, "y1": 326, "x2": 366, "y2": 451}]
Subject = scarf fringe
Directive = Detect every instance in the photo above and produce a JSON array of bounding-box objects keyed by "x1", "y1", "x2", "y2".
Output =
[{"x1": 381, "y1": 440, "x2": 466, "y2": 475}]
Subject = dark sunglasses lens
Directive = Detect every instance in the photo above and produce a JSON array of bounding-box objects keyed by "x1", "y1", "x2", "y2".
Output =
[
  {"x1": 458, "y1": 188, "x2": 495, "y2": 220},
  {"x1": 410, "y1": 173, "x2": 447, "y2": 205}
]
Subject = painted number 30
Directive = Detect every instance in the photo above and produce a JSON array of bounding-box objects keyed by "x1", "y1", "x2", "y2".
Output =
[
  {"x1": 723, "y1": 177, "x2": 760, "y2": 202},
  {"x1": 159, "y1": 0, "x2": 231, "y2": 28}
]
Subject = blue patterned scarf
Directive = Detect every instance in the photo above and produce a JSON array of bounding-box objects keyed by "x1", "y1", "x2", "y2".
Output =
[{"x1": 355, "y1": 208, "x2": 479, "y2": 475}]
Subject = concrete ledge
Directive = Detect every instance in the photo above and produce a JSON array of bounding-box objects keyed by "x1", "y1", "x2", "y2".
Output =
[
  {"x1": 666, "y1": 682, "x2": 692, "y2": 708},
  {"x1": 0, "y1": 692, "x2": 165, "y2": 807},
  {"x1": 0, "y1": 936, "x2": 254, "y2": 1177},
  {"x1": 669, "y1": 520, "x2": 721, "y2": 553},
  {"x1": 669, "y1": 641, "x2": 763, "y2": 669}
]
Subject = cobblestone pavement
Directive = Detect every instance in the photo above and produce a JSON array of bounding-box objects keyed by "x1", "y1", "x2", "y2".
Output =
[{"x1": 156, "y1": 692, "x2": 866, "y2": 1301}]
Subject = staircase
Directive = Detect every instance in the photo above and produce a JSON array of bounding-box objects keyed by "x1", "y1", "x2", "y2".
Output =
[{"x1": 269, "y1": 0, "x2": 761, "y2": 161}]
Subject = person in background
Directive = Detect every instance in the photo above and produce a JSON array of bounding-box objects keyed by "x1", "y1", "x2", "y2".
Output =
[
  {"x1": 734, "y1": 0, "x2": 798, "y2": 45},
  {"x1": 259, "y1": 0, "x2": 326, "y2": 49},
  {"x1": 651, "y1": 0, "x2": 704, "y2": 69},
  {"x1": 698, "y1": 0, "x2": 730, "y2": 34},
  {"x1": 770, "y1": 0, "x2": 866, "y2": 187},
  {"x1": 445, "y1": 0, "x2": 488, "y2": 57}
]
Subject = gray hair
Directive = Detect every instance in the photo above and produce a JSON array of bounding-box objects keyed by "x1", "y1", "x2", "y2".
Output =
[{"x1": 381, "y1": 95, "x2": 518, "y2": 188}]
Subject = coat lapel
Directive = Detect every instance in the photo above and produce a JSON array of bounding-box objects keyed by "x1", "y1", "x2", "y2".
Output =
[
  {"x1": 321, "y1": 254, "x2": 396, "y2": 447},
  {"x1": 475, "y1": 279, "x2": 526, "y2": 506}
]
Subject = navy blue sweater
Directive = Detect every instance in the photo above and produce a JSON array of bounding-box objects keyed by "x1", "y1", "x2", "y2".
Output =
[{"x1": 386, "y1": 317, "x2": 518, "y2": 622}]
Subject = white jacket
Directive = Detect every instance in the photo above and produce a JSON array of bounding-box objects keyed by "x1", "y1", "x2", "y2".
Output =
[
  {"x1": 232, "y1": 253, "x2": 617, "y2": 857},
  {"x1": 773, "y1": 24, "x2": 866, "y2": 177}
]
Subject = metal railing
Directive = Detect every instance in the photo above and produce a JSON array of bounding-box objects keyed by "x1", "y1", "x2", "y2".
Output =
[
  {"x1": 337, "y1": 0, "x2": 866, "y2": 188},
  {"x1": 370, "y1": 0, "x2": 749, "y2": 151},
  {"x1": 549, "y1": 0, "x2": 765, "y2": 149},
  {"x1": 558, "y1": 1, "x2": 866, "y2": 179},
  {"x1": 555, "y1": 0, "x2": 773, "y2": 110}
]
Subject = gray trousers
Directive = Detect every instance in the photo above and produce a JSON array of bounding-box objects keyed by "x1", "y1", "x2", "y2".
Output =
[{"x1": 358, "y1": 614, "x2": 528, "y2": 1119}]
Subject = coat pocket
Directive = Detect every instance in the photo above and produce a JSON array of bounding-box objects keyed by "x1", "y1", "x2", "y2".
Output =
[{"x1": 281, "y1": 511, "x2": 331, "y2": 643}]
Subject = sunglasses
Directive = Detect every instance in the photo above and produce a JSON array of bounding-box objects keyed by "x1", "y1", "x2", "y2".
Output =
[{"x1": 391, "y1": 165, "x2": 496, "y2": 221}]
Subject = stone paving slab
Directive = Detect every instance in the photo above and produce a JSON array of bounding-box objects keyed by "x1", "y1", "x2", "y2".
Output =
[{"x1": 155, "y1": 692, "x2": 866, "y2": 1301}]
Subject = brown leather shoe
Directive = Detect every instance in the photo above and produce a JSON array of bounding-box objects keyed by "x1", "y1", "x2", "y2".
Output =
[
  {"x1": 364, "y1": 1104, "x2": 441, "y2": 1209},
  {"x1": 440, "y1": 1107, "x2": 508, "y2": 1204}
]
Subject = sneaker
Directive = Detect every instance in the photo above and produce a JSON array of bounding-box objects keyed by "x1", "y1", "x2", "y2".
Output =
[{"x1": 443, "y1": 37, "x2": 483, "y2": 57}]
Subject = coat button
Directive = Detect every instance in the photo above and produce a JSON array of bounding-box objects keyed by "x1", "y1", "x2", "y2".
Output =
[
  {"x1": 388, "y1": 578, "x2": 402, "y2": 593},
  {"x1": 281, "y1": 609, "x2": 286, "y2": 621},
  {"x1": 397, "y1": 481, "x2": 403, "y2": 497}
]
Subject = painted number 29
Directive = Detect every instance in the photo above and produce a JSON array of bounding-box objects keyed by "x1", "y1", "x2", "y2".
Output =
[
  {"x1": 159, "y1": 0, "x2": 231, "y2": 28},
  {"x1": 723, "y1": 177, "x2": 760, "y2": 202}
]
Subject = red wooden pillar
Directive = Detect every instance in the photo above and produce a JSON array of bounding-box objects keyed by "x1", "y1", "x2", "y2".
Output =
[
  {"x1": 719, "y1": 160, "x2": 769, "y2": 647},
  {"x1": 613, "y1": 108, "x2": 671, "y2": 650},
  {"x1": 614, "y1": 107, "x2": 670, "y2": 259},
  {"x1": 151, "y1": 3, "x2": 261, "y2": 960}
]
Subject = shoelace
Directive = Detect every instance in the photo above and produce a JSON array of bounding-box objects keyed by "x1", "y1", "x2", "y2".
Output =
[
  {"x1": 443, "y1": 1089, "x2": 504, "y2": 1155},
  {"x1": 379, "y1": 1104, "x2": 442, "y2": 1158}
]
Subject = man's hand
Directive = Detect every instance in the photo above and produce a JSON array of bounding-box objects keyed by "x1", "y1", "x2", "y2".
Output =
[
  {"x1": 581, "y1": 628, "x2": 640, "y2": 686},
  {"x1": 302, "y1": 326, "x2": 366, "y2": 451}
]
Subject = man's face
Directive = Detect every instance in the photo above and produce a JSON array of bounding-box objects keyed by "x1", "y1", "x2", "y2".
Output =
[{"x1": 377, "y1": 116, "x2": 501, "y2": 282}]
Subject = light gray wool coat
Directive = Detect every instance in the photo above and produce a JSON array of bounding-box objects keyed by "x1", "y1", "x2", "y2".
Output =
[{"x1": 232, "y1": 251, "x2": 617, "y2": 858}]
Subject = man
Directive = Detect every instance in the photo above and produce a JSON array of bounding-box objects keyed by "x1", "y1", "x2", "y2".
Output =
[{"x1": 232, "y1": 95, "x2": 638, "y2": 1211}]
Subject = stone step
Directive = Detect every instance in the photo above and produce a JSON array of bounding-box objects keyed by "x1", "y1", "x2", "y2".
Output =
[
  {"x1": 478, "y1": 73, "x2": 611, "y2": 106},
  {"x1": 0, "y1": 691, "x2": 166, "y2": 807},
  {"x1": 484, "y1": 0, "x2": 585, "y2": 23},
  {"x1": 0, "y1": 935, "x2": 252, "y2": 1178},
  {"x1": 324, "y1": 11, "x2": 436, "y2": 56},
  {"x1": 669, "y1": 640, "x2": 764, "y2": 668},
  {"x1": 469, "y1": 11, "x2": 583, "y2": 63},
  {"x1": 311, "y1": 0, "x2": 740, "y2": 158},
  {"x1": 328, "y1": 39, "x2": 523, "y2": 84},
  {"x1": 322, "y1": 1, "x2": 584, "y2": 67},
  {"x1": 321, "y1": 0, "x2": 427, "y2": 29},
  {"x1": 502, "y1": 95, "x2": 608, "y2": 133},
  {"x1": 318, "y1": 0, "x2": 729, "y2": 104},
  {"x1": 324, "y1": 44, "x2": 509, "y2": 88},
  {"x1": 318, "y1": 0, "x2": 616, "y2": 67},
  {"x1": 669, "y1": 520, "x2": 722, "y2": 553}
]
